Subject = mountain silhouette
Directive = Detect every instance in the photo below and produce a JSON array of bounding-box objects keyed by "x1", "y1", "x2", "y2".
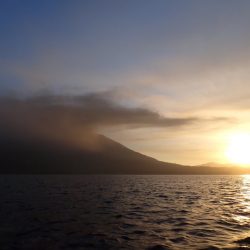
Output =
[{"x1": 0, "y1": 131, "x2": 249, "y2": 174}]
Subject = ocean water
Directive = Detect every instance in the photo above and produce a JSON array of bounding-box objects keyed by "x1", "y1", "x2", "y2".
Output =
[{"x1": 0, "y1": 175, "x2": 249, "y2": 250}]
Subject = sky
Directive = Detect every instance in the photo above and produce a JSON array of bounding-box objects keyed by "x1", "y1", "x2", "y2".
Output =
[{"x1": 1, "y1": 0, "x2": 250, "y2": 165}]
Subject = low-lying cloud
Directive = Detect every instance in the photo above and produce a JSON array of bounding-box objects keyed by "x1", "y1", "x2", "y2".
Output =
[{"x1": 0, "y1": 92, "x2": 231, "y2": 149}]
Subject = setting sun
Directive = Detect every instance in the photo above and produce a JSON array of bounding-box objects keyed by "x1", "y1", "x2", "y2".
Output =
[{"x1": 225, "y1": 133, "x2": 250, "y2": 165}]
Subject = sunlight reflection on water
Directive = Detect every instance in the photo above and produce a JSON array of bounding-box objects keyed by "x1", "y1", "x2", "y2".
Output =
[{"x1": 236, "y1": 175, "x2": 250, "y2": 224}]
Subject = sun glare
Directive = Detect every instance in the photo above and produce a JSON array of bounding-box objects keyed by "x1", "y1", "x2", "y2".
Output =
[{"x1": 225, "y1": 133, "x2": 250, "y2": 165}]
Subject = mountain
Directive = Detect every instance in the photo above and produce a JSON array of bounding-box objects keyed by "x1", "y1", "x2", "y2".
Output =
[
  {"x1": 0, "y1": 131, "x2": 182, "y2": 174},
  {"x1": 196, "y1": 162, "x2": 250, "y2": 173},
  {"x1": 0, "y1": 131, "x2": 249, "y2": 174},
  {"x1": 198, "y1": 162, "x2": 238, "y2": 168}
]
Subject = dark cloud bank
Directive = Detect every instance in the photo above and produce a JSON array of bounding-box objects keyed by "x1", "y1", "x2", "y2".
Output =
[
  {"x1": 0, "y1": 91, "x2": 233, "y2": 153},
  {"x1": 0, "y1": 92, "x2": 229, "y2": 134},
  {"x1": 0, "y1": 92, "x2": 196, "y2": 146}
]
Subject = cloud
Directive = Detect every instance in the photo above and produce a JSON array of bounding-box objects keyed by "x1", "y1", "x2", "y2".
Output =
[
  {"x1": 0, "y1": 92, "x2": 229, "y2": 126},
  {"x1": 0, "y1": 92, "x2": 232, "y2": 149}
]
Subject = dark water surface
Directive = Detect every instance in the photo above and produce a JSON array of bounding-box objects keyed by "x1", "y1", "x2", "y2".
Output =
[{"x1": 0, "y1": 175, "x2": 249, "y2": 250}]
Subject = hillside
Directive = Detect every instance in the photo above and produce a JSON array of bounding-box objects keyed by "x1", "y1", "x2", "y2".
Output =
[{"x1": 0, "y1": 131, "x2": 249, "y2": 174}]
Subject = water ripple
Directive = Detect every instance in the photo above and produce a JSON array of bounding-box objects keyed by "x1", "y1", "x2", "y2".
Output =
[{"x1": 0, "y1": 175, "x2": 249, "y2": 249}]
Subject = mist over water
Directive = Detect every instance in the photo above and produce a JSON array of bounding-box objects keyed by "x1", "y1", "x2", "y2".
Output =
[{"x1": 0, "y1": 175, "x2": 249, "y2": 250}]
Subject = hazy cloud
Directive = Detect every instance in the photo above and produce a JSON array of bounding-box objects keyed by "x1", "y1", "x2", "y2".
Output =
[{"x1": 0, "y1": 92, "x2": 231, "y2": 133}]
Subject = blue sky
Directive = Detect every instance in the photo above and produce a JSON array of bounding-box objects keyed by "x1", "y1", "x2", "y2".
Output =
[{"x1": 1, "y1": 0, "x2": 250, "y2": 164}]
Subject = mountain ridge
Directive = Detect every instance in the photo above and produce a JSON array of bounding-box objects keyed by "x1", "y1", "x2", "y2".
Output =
[{"x1": 1, "y1": 132, "x2": 250, "y2": 174}]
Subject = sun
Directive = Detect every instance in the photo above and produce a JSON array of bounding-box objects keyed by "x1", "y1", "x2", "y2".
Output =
[{"x1": 225, "y1": 133, "x2": 250, "y2": 165}]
